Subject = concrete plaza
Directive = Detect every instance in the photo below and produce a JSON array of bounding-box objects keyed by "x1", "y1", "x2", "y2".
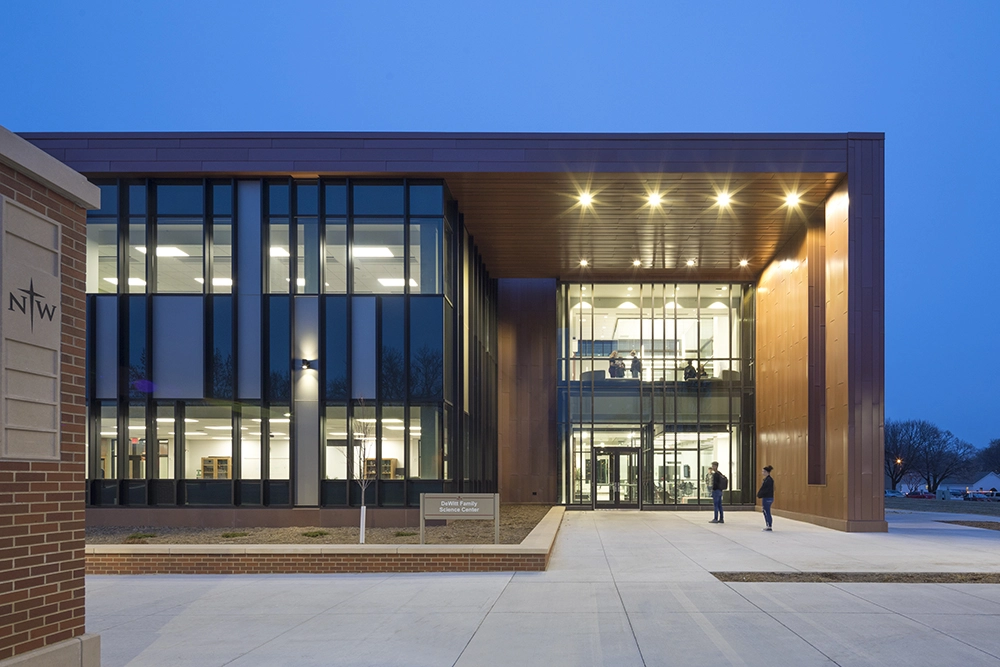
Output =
[{"x1": 87, "y1": 509, "x2": 1000, "y2": 666}]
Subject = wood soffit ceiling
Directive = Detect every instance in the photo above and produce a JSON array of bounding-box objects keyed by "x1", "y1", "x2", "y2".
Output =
[{"x1": 444, "y1": 172, "x2": 844, "y2": 281}]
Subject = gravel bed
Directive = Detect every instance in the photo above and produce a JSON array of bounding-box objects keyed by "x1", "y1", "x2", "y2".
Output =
[
  {"x1": 714, "y1": 572, "x2": 1000, "y2": 583},
  {"x1": 940, "y1": 520, "x2": 1000, "y2": 532},
  {"x1": 885, "y1": 497, "x2": 1000, "y2": 516},
  {"x1": 86, "y1": 504, "x2": 552, "y2": 545}
]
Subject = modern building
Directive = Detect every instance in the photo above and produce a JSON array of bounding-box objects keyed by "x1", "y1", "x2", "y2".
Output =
[{"x1": 22, "y1": 132, "x2": 886, "y2": 532}]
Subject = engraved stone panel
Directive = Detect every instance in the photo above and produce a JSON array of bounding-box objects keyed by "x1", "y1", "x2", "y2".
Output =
[{"x1": 1, "y1": 197, "x2": 61, "y2": 460}]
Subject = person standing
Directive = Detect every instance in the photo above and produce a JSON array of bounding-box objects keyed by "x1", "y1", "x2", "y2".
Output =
[
  {"x1": 757, "y1": 465, "x2": 774, "y2": 531},
  {"x1": 608, "y1": 350, "x2": 620, "y2": 378},
  {"x1": 708, "y1": 461, "x2": 724, "y2": 524},
  {"x1": 629, "y1": 350, "x2": 641, "y2": 378}
]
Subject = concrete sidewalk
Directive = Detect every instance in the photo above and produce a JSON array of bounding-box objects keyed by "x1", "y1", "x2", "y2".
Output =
[{"x1": 87, "y1": 510, "x2": 1000, "y2": 666}]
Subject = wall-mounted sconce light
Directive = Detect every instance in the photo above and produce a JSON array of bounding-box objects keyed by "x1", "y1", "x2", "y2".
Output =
[{"x1": 300, "y1": 359, "x2": 312, "y2": 370}]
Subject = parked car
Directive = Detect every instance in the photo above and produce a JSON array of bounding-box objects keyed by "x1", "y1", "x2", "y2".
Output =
[
  {"x1": 963, "y1": 492, "x2": 990, "y2": 501},
  {"x1": 905, "y1": 491, "x2": 935, "y2": 499},
  {"x1": 884, "y1": 490, "x2": 905, "y2": 498}
]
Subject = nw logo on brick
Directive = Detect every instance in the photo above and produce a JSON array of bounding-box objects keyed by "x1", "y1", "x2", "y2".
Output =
[{"x1": 8, "y1": 279, "x2": 57, "y2": 331}]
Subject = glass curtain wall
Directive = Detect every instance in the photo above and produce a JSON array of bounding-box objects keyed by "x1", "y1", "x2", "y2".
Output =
[
  {"x1": 558, "y1": 282, "x2": 754, "y2": 508},
  {"x1": 84, "y1": 179, "x2": 496, "y2": 509}
]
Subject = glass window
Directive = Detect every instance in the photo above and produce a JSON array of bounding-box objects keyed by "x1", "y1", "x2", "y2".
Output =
[
  {"x1": 157, "y1": 185, "x2": 203, "y2": 215},
  {"x1": 410, "y1": 297, "x2": 443, "y2": 401},
  {"x1": 268, "y1": 297, "x2": 290, "y2": 403},
  {"x1": 268, "y1": 218, "x2": 290, "y2": 293},
  {"x1": 324, "y1": 218, "x2": 347, "y2": 293},
  {"x1": 381, "y1": 297, "x2": 405, "y2": 403},
  {"x1": 409, "y1": 185, "x2": 443, "y2": 216},
  {"x1": 185, "y1": 405, "x2": 233, "y2": 479},
  {"x1": 210, "y1": 296, "x2": 234, "y2": 399},
  {"x1": 127, "y1": 296, "x2": 147, "y2": 399},
  {"x1": 352, "y1": 297, "x2": 376, "y2": 399},
  {"x1": 351, "y1": 403, "x2": 376, "y2": 480},
  {"x1": 152, "y1": 296, "x2": 205, "y2": 399},
  {"x1": 410, "y1": 218, "x2": 442, "y2": 294},
  {"x1": 409, "y1": 405, "x2": 441, "y2": 479},
  {"x1": 268, "y1": 183, "x2": 289, "y2": 216},
  {"x1": 381, "y1": 406, "x2": 405, "y2": 479},
  {"x1": 267, "y1": 406, "x2": 291, "y2": 480},
  {"x1": 324, "y1": 297, "x2": 348, "y2": 402},
  {"x1": 97, "y1": 402, "x2": 118, "y2": 479},
  {"x1": 353, "y1": 184, "x2": 403, "y2": 216},
  {"x1": 154, "y1": 216, "x2": 204, "y2": 293},
  {"x1": 211, "y1": 184, "x2": 233, "y2": 293},
  {"x1": 296, "y1": 217, "x2": 319, "y2": 294},
  {"x1": 86, "y1": 218, "x2": 117, "y2": 294},
  {"x1": 352, "y1": 219, "x2": 404, "y2": 293},
  {"x1": 126, "y1": 404, "x2": 146, "y2": 479},
  {"x1": 155, "y1": 404, "x2": 175, "y2": 479},
  {"x1": 127, "y1": 218, "x2": 146, "y2": 293},
  {"x1": 241, "y1": 405, "x2": 262, "y2": 479},
  {"x1": 324, "y1": 406, "x2": 348, "y2": 479},
  {"x1": 325, "y1": 183, "x2": 347, "y2": 216}
]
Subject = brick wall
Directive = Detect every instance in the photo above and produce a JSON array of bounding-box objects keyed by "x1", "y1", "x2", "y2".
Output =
[
  {"x1": 85, "y1": 552, "x2": 548, "y2": 575},
  {"x1": 0, "y1": 162, "x2": 88, "y2": 660}
]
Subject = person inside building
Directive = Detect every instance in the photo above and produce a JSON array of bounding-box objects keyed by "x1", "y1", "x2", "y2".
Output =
[{"x1": 630, "y1": 350, "x2": 641, "y2": 378}]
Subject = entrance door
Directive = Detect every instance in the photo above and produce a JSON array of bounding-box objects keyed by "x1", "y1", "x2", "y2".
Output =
[{"x1": 593, "y1": 447, "x2": 640, "y2": 508}]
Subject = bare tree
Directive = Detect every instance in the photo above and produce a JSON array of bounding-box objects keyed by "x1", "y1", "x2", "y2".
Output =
[
  {"x1": 352, "y1": 401, "x2": 375, "y2": 544},
  {"x1": 911, "y1": 426, "x2": 976, "y2": 493},
  {"x1": 884, "y1": 419, "x2": 926, "y2": 490},
  {"x1": 975, "y1": 439, "x2": 1000, "y2": 473}
]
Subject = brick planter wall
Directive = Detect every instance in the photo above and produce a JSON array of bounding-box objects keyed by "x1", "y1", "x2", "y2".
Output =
[
  {"x1": 86, "y1": 551, "x2": 548, "y2": 574},
  {"x1": 0, "y1": 150, "x2": 92, "y2": 661}
]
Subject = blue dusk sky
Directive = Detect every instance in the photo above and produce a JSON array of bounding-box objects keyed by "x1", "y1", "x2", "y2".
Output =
[{"x1": 2, "y1": 1, "x2": 998, "y2": 447}]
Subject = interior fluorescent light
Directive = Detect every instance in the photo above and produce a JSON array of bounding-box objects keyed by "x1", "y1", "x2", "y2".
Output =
[
  {"x1": 211, "y1": 437, "x2": 232, "y2": 441},
  {"x1": 136, "y1": 246, "x2": 189, "y2": 257},
  {"x1": 353, "y1": 246, "x2": 394, "y2": 258},
  {"x1": 327, "y1": 432, "x2": 348, "y2": 437},
  {"x1": 99, "y1": 431, "x2": 116, "y2": 436},
  {"x1": 269, "y1": 418, "x2": 290, "y2": 424},
  {"x1": 104, "y1": 277, "x2": 146, "y2": 286},
  {"x1": 127, "y1": 425, "x2": 145, "y2": 430},
  {"x1": 194, "y1": 277, "x2": 234, "y2": 286},
  {"x1": 204, "y1": 426, "x2": 233, "y2": 430},
  {"x1": 384, "y1": 426, "x2": 406, "y2": 431},
  {"x1": 377, "y1": 278, "x2": 418, "y2": 287},
  {"x1": 155, "y1": 418, "x2": 173, "y2": 423},
  {"x1": 270, "y1": 246, "x2": 290, "y2": 257}
]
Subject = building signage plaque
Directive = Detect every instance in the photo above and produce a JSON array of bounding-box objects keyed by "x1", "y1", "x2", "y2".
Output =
[
  {"x1": 0, "y1": 197, "x2": 62, "y2": 461},
  {"x1": 419, "y1": 493, "x2": 500, "y2": 544}
]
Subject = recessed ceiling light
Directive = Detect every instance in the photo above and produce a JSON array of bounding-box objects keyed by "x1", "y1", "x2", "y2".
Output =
[
  {"x1": 377, "y1": 278, "x2": 418, "y2": 287},
  {"x1": 582, "y1": 286, "x2": 587, "y2": 291},
  {"x1": 269, "y1": 246, "x2": 290, "y2": 257},
  {"x1": 686, "y1": 259, "x2": 696, "y2": 267},
  {"x1": 716, "y1": 192, "x2": 731, "y2": 207},
  {"x1": 632, "y1": 259, "x2": 641, "y2": 267},
  {"x1": 579, "y1": 259, "x2": 588, "y2": 267},
  {"x1": 647, "y1": 193, "x2": 662, "y2": 206},
  {"x1": 353, "y1": 246, "x2": 394, "y2": 258},
  {"x1": 785, "y1": 193, "x2": 800, "y2": 207},
  {"x1": 579, "y1": 192, "x2": 593, "y2": 206},
  {"x1": 739, "y1": 259, "x2": 749, "y2": 267},
  {"x1": 627, "y1": 287, "x2": 632, "y2": 292}
]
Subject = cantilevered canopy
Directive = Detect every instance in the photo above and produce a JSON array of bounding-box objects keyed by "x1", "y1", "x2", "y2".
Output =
[{"x1": 446, "y1": 171, "x2": 842, "y2": 280}]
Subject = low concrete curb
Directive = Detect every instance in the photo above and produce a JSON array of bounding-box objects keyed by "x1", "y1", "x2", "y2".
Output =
[{"x1": 85, "y1": 506, "x2": 565, "y2": 574}]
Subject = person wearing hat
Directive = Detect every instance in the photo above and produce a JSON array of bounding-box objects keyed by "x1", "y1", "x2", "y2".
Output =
[{"x1": 757, "y1": 465, "x2": 774, "y2": 531}]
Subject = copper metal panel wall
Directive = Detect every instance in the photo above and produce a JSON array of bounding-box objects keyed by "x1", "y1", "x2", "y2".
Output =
[
  {"x1": 757, "y1": 137, "x2": 885, "y2": 531},
  {"x1": 497, "y1": 279, "x2": 558, "y2": 503},
  {"x1": 845, "y1": 138, "x2": 885, "y2": 526}
]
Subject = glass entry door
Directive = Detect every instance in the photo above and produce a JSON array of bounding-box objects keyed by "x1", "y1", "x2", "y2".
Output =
[{"x1": 593, "y1": 447, "x2": 640, "y2": 508}]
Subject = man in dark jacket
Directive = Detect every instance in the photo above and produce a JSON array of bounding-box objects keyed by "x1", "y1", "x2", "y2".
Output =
[
  {"x1": 708, "y1": 461, "x2": 724, "y2": 524},
  {"x1": 757, "y1": 465, "x2": 774, "y2": 531}
]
